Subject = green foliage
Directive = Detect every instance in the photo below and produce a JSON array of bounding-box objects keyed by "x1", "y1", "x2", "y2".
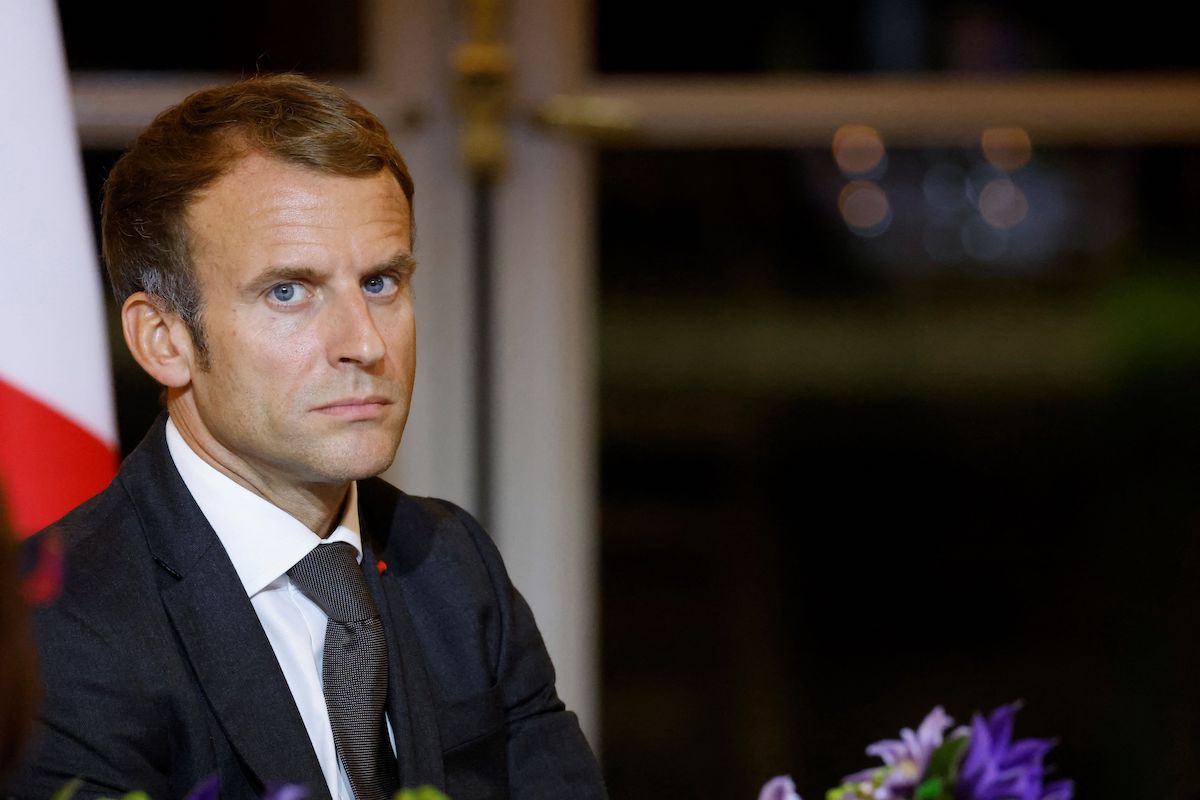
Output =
[
  {"x1": 826, "y1": 783, "x2": 859, "y2": 800},
  {"x1": 825, "y1": 769, "x2": 886, "y2": 800},
  {"x1": 913, "y1": 735, "x2": 970, "y2": 800},
  {"x1": 913, "y1": 776, "x2": 945, "y2": 800},
  {"x1": 395, "y1": 788, "x2": 451, "y2": 800},
  {"x1": 52, "y1": 782, "x2": 151, "y2": 800},
  {"x1": 50, "y1": 779, "x2": 81, "y2": 800}
]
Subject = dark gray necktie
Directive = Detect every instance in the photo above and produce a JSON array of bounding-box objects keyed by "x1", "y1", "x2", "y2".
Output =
[{"x1": 288, "y1": 542, "x2": 399, "y2": 800}]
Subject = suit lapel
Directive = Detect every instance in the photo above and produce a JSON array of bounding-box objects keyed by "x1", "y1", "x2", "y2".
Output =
[
  {"x1": 161, "y1": 553, "x2": 331, "y2": 800},
  {"x1": 124, "y1": 416, "x2": 331, "y2": 800},
  {"x1": 360, "y1": 493, "x2": 445, "y2": 791}
]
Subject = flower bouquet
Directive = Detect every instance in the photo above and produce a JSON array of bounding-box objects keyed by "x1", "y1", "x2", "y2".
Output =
[{"x1": 760, "y1": 702, "x2": 1073, "y2": 800}]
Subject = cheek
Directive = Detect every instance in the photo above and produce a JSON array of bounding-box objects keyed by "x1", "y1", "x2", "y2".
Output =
[
  {"x1": 361, "y1": 303, "x2": 414, "y2": 369},
  {"x1": 391, "y1": 325, "x2": 417, "y2": 381},
  {"x1": 275, "y1": 339, "x2": 322, "y2": 374},
  {"x1": 390, "y1": 309, "x2": 417, "y2": 358},
  {"x1": 219, "y1": 327, "x2": 323, "y2": 396},
  {"x1": 399, "y1": 316, "x2": 416, "y2": 355}
]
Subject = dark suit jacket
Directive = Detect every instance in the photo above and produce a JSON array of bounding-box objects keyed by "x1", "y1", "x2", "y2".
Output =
[{"x1": 4, "y1": 417, "x2": 606, "y2": 800}]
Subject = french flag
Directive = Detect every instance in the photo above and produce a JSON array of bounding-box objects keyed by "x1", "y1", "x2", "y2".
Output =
[{"x1": 0, "y1": 2, "x2": 118, "y2": 542}]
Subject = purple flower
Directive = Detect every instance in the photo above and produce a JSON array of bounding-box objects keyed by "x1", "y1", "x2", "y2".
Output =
[
  {"x1": 262, "y1": 783, "x2": 311, "y2": 800},
  {"x1": 758, "y1": 775, "x2": 803, "y2": 800},
  {"x1": 843, "y1": 705, "x2": 960, "y2": 794},
  {"x1": 183, "y1": 775, "x2": 310, "y2": 800},
  {"x1": 183, "y1": 775, "x2": 219, "y2": 800},
  {"x1": 956, "y1": 703, "x2": 1073, "y2": 800}
]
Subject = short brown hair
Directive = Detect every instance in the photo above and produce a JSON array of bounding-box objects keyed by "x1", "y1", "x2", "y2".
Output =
[{"x1": 101, "y1": 73, "x2": 415, "y2": 358}]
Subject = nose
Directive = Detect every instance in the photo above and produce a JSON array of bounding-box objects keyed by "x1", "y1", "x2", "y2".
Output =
[{"x1": 326, "y1": 290, "x2": 386, "y2": 366}]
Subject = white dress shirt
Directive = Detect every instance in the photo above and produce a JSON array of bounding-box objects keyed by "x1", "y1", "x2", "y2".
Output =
[{"x1": 166, "y1": 417, "x2": 391, "y2": 800}]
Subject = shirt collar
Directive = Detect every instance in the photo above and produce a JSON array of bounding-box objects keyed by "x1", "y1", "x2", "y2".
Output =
[{"x1": 165, "y1": 416, "x2": 363, "y2": 597}]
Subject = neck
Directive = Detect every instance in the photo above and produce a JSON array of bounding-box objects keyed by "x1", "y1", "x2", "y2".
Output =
[{"x1": 167, "y1": 400, "x2": 349, "y2": 536}]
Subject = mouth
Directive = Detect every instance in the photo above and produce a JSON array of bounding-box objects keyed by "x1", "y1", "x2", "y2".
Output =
[{"x1": 313, "y1": 396, "x2": 394, "y2": 420}]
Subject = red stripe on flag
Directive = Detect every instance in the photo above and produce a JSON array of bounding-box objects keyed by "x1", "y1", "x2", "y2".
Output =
[{"x1": 0, "y1": 378, "x2": 117, "y2": 539}]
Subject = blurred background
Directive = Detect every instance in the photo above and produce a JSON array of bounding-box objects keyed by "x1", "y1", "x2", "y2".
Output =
[{"x1": 56, "y1": 0, "x2": 1200, "y2": 796}]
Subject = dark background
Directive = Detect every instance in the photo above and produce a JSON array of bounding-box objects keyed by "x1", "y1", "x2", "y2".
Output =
[{"x1": 61, "y1": 1, "x2": 1200, "y2": 797}]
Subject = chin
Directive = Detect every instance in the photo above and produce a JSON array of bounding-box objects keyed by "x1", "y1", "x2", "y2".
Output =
[{"x1": 317, "y1": 439, "x2": 401, "y2": 482}]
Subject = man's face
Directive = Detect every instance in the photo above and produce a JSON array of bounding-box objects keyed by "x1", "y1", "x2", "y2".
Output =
[{"x1": 180, "y1": 152, "x2": 415, "y2": 488}]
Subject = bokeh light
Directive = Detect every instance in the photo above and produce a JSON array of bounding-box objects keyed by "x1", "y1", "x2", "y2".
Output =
[
  {"x1": 833, "y1": 124, "x2": 887, "y2": 177},
  {"x1": 838, "y1": 180, "x2": 892, "y2": 236},
  {"x1": 978, "y1": 177, "x2": 1030, "y2": 229},
  {"x1": 981, "y1": 127, "x2": 1033, "y2": 171}
]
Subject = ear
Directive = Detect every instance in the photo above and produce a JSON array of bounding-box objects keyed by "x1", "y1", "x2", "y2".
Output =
[{"x1": 121, "y1": 292, "x2": 197, "y2": 388}]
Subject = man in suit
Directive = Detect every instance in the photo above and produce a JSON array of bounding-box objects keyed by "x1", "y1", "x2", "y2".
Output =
[{"x1": 5, "y1": 74, "x2": 606, "y2": 800}]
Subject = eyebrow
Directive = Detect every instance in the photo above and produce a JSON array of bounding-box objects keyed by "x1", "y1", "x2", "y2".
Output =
[
  {"x1": 244, "y1": 253, "x2": 418, "y2": 295},
  {"x1": 383, "y1": 252, "x2": 419, "y2": 276}
]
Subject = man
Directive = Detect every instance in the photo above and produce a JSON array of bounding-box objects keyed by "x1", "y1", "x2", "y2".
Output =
[{"x1": 5, "y1": 74, "x2": 605, "y2": 800}]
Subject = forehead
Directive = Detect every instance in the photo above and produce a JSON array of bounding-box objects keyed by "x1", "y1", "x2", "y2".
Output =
[{"x1": 185, "y1": 152, "x2": 410, "y2": 261}]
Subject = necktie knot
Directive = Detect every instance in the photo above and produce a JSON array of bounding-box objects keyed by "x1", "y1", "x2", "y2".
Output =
[{"x1": 288, "y1": 541, "x2": 379, "y2": 623}]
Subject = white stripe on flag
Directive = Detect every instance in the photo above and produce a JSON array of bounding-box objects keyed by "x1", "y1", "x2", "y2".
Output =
[{"x1": 0, "y1": 1, "x2": 116, "y2": 447}]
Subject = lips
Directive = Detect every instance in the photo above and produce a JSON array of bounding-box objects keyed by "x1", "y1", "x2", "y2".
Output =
[{"x1": 313, "y1": 396, "x2": 394, "y2": 418}]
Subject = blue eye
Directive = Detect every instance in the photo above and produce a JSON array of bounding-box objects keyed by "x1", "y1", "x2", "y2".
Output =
[
  {"x1": 363, "y1": 275, "x2": 397, "y2": 295},
  {"x1": 270, "y1": 283, "x2": 305, "y2": 303}
]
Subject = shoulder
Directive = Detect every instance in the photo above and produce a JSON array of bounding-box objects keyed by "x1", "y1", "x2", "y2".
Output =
[
  {"x1": 47, "y1": 469, "x2": 133, "y2": 546},
  {"x1": 21, "y1": 473, "x2": 177, "y2": 734},
  {"x1": 29, "y1": 440, "x2": 180, "y2": 654},
  {"x1": 38, "y1": 414, "x2": 179, "y2": 594},
  {"x1": 357, "y1": 478, "x2": 507, "y2": 587},
  {"x1": 37, "y1": 476, "x2": 154, "y2": 611},
  {"x1": 357, "y1": 480, "x2": 518, "y2": 671}
]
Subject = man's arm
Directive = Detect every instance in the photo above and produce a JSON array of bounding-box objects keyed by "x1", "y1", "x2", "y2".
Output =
[
  {"x1": 441, "y1": 501, "x2": 608, "y2": 800},
  {"x1": 6, "y1": 602, "x2": 172, "y2": 800}
]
